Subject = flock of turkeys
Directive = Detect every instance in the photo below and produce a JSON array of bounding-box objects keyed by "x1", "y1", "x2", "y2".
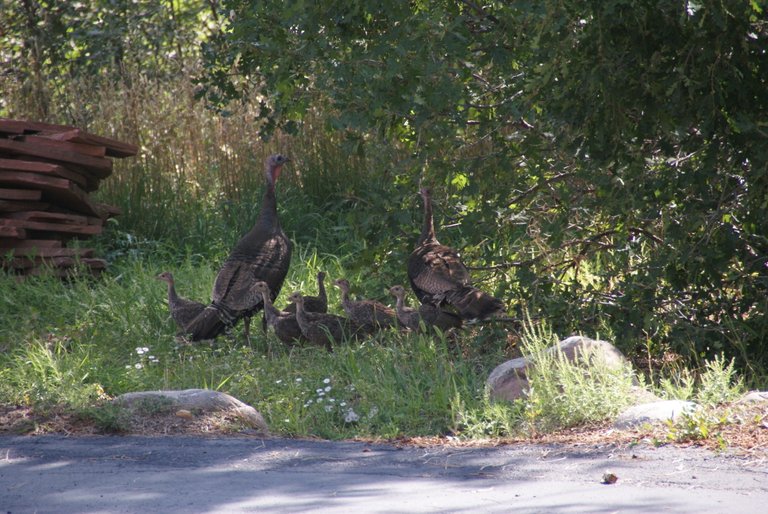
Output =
[{"x1": 156, "y1": 154, "x2": 506, "y2": 347}]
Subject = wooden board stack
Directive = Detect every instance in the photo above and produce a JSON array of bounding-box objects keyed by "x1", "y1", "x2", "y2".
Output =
[{"x1": 0, "y1": 118, "x2": 138, "y2": 277}]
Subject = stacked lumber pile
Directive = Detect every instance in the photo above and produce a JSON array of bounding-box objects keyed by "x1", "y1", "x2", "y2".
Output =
[{"x1": 0, "y1": 119, "x2": 138, "y2": 277}]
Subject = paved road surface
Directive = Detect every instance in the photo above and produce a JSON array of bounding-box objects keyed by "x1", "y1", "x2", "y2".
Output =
[{"x1": 1, "y1": 435, "x2": 766, "y2": 513}]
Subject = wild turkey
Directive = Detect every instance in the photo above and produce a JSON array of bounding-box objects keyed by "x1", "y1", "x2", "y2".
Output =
[
  {"x1": 388, "y1": 285, "x2": 462, "y2": 333},
  {"x1": 283, "y1": 271, "x2": 328, "y2": 314},
  {"x1": 288, "y1": 291, "x2": 357, "y2": 349},
  {"x1": 407, "y1": 187, "x2": 505, "y2": 322},
  {"x1": 333, "y1": 278, "x2": 397, "y2": 332},
  {"x1": 155, "y1": 271, "x2": 207, "y2": 336},
  {"x1": 187, "y1": 154, "x2": 293, "y2": 342},
  {"x1": 252, "y1": 281, "x2": 304, "y2": 344}
]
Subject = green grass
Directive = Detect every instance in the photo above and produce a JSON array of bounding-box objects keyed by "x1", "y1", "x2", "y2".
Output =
[
  {"x1": 0, "y1": 251, "x2": 510, "y2": 439},
  {"x1": 1, "y1": 254, "x2": 748, "y2": 441}
]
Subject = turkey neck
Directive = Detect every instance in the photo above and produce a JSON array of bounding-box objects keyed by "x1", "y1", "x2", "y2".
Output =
[
  {"x1": 230, "y1": 176, "x2": 280, "y2": 258},
  {"x1": 166, "y1": 282, "x2": 180, "y2": 304},
  {"x1": 256, "y1": 178, "x2": 280, "y2": 232},
  {"x1": 418, "y1": 190, "x2": 437, "y2": 246}
]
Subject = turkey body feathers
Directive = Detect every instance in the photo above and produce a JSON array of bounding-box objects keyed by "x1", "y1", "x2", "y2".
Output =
[
  {"x1": 156, "y1": 272, "x2": 208, "y2": 335},
  {"x1": 407, "y1": 187, "x2": 505, "y2": 322},
  {"x1": 186, "y1": 154, "x2": 293, "y2": 342}
]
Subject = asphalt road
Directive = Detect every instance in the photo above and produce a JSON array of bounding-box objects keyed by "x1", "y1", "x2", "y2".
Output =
[{"x1": 1, "y1": 435, "x2": 766, "y2": 513}]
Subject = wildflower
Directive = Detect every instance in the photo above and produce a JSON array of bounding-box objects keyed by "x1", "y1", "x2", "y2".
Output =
[
  {"x1": 134, "y1": 363, "x2": 143, "y2": 370},
  {"x1": 344, "y1": 409, "x2": 360, "y2": 423},
  {"x1": 135, "y1": 347, "x2": 149, "y2": 355},
  {"x1": 295, "y1": 378, "x2": 302, "y2": 383},
  {"x1": 323, "y1": 378, "x2": 331, "y2": 384},
  {"x1": 275, "y1": 379, "x2": 283, "y2": 384},
  {"x1": 324, "y1": 405, "x2": 333, "y2": 413},
  {"x1": 324, "y1": 386, "x2": 331, "y2": 393}
]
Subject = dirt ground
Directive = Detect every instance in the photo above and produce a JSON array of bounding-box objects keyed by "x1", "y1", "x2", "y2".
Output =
[{"x1": 1, "y1": 401, "x2": 766, "y2": 459}]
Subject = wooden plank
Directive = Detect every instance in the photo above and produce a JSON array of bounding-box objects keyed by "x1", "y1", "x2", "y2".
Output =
[
  {"x1": 0, "y1": 119, "x2": 138, "y2": 158},
  {"x1": 0, "y1": 225, "x2": 25, "y2": 238},
  {"x1": 0, "y1": 138, "x2": 113, "y2": 179},
  {"x1": 0, "y1": 158, "x2": 92, "y2": 190},
  {"x1": 5, "y1": 210, "x2": 96, "y2": 226},
  {"x1": 47, "y1": 128, "x2": 138, "y2": 158},
  {"x1": 0, "y1": 239, "x2": 62, "y2": 249},
  {"x1": 0, "y1": 218, "x2": 103, "y2": 236},
  {"x1": 3, "y1": 255, "x2": 106, "y2": 271},
  {"x1": 0, "y1": 171, "x2": 101, "y2": 216},
  {"x1": 0, "y1": 188, "x2": 41, "y2": 201},
  {"x1": 0, "y1": 200, "x2": 51, "y2": 212},
  {"x1": 1, "y1": 247, "x2": 95, "y2": 257},
  {"x1": 14, "y1": 135, "x2": 107, "y2": 158}
]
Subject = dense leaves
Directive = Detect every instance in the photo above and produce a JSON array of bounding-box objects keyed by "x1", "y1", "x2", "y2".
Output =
[
  {"x1": 201, "y1": 0, "x2": 768, "y2": 367},
  {"x1": 2, "y1": 0, "x2": 767, "y2": 372}
]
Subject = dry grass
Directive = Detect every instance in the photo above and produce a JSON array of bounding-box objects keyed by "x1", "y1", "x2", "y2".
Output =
[{"x1": 2, "y1": 402, "x2": 765, "y2": 458}]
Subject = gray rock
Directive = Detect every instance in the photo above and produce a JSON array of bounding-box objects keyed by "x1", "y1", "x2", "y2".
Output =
[
  {"x1": 736, "y1": 390, "x2": 768, "y2": 404},
  {"x1": 613, "y1": 400, "x2": 699, "y2": 429},
  {"x1": 487, "y1": 336, "x2": 636, "y2": 402},
  {"x1": 113, "y1": 389, "x2": 268, "y2": 433}
]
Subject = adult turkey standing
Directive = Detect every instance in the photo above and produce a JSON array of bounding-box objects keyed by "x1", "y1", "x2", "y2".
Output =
[
  {"x1": 407, "y1": 187, "x2": 505, "y2": 322},
  {"x1": 187, "y1": 154, "x2": 293, "y2": 343}
]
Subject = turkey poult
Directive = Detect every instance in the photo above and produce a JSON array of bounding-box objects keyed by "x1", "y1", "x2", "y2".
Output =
[
  {"x1": 252, "y1": 281, "x2": 304, "y2": 344},
  {"x1": 407, "y1": 187, "x2": 505, "y2": 322},
  {"x1": 288, "y1": 291, "x2": 357, "y2": 349},
  {"x1": 155, "y1": 271, "x2": 207, "y2": 336},
  {"x1": 283, "y1": 271, "x2": 328, "y2": 314},
  {"x1": 388, "y1": 285, "x2": 462, "y2": 333},
  {"x1": 187, "y1": 154, "x2": 293, "y2": 342},
  {"x1": 333, "y1": 278, "x2": 397, "y2": 332}
]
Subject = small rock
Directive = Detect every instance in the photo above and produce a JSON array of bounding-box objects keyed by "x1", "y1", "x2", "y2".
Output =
[
  {"x1": 487, "y1": 336, "x2": 636, "y2": 402},
  {"x1": 602, "y1": 472, "x2": 618, "y2": 485},
  {"x1": 736, "y1": 391, "x2": 768, "y2": 404},
  {"x1": 113, "y1": 389, "x2": 268, "y2": 433},
  {"x1": 614, "y1": 400, "x2": 699, "y2": 429},
  {"x1": 175, "y1": 409, "x2": 194, "y2": 420}
]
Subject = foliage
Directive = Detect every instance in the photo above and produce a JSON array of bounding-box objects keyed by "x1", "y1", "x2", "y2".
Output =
[
  {"x1": 0, "y1": 0, "x2": 767, "y2": 442},
  {"x1": 514, "y1": 322, "x2": 639, "y2": 433},
  {"x1": 0, "y1": 257, "x2": 510, "y2": 439},
  {"x1": 200, "y1": 0, "x2": 768, "y2": 369}
]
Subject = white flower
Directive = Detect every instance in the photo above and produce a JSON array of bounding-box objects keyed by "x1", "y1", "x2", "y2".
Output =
[
  {"x1": 324, "y1": 405, "x2": 333, "y2": 412},
  {"x1": 323, "y1": 378, "x2": 331, "y2": 384},
  {"x1": 134, "y1": 363, "x2": 143, "y2": 370},
  {"x1": 340, "y1": 402, "x2": 347, "y2": 407},
  {"x1": 135, "y1": 347, "x2": 149, "y2": 355},
  {"x1": 324, "y1": 386, "x2": 332, "y2": 392},
  {"x1": 295, "y1": 378, "x2": 302, "y2": 382},
  {"x1": 344, "y1": 409, "x2": 360, "y2": 423},
  {"x1": 275, "y1": 379, "x2": 283, "y2": 384}
]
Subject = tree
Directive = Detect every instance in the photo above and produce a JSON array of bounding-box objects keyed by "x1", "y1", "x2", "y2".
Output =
[{"x1": 201, "y1": 0, "x2": 768, "y2": 368}]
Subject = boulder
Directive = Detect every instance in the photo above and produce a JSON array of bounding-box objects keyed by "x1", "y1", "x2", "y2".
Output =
[
  {"x1": 613, "y1": 400, "x2": 699, "y2": 429},
  {"x1": 113, "y1": 389, "x2": 268, "y2": 433},
  {"x1": 487, "y1": 336, "x2": 636, "y2": 402},
  {"x1": 736, "y1": 390, "x2": 768, "y2": 404}
]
